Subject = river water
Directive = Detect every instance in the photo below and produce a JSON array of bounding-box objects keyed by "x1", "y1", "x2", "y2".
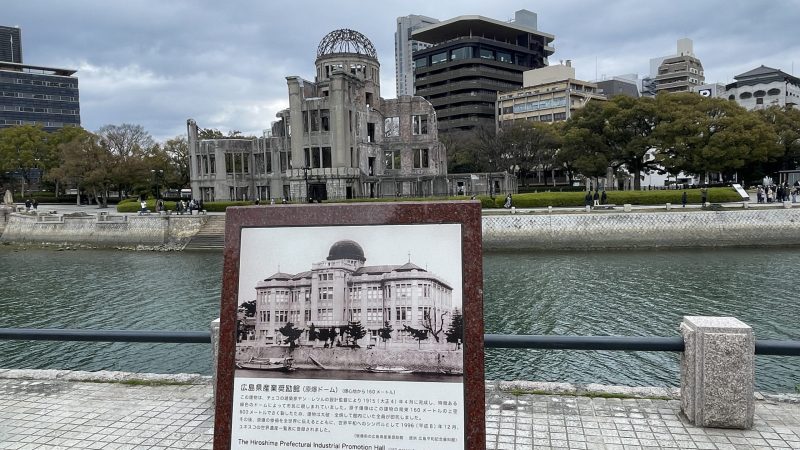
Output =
[{"x1": 0, "y1": 247, "x2": 798, "y2": 392}]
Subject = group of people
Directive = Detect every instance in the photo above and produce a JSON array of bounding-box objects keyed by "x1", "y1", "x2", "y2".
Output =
[
  {"x1": 756, "y1": 184, "x2": 798, "y2": 204},
  {"x1": 138, "y1": 198, "x2": 203, "y2": 215},
  {"x1": 24, "y1": 198, "x2": 39, "y2": 211},
  {"x1": 584, "y1": 190, "x2": 608, "y2": 207}
]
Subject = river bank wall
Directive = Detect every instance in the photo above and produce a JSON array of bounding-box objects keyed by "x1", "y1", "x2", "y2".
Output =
[
  {"x1": 0, "y1": 211, "x2": 206, "y2": 249},
  {"x1": 3, "y1": 207, "x2": 800, "y2": 251},
  {"x1": 482, "y1": 208, "x2": 800, "y2": 251}
]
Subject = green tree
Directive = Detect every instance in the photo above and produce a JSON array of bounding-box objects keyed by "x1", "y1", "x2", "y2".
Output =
[
  {"x1": 47, "y1": 129, "x2": 114, "y2": 206},
  {"x1": 558, "y1": 101, "x2": 613, "y2": 185},
  {"x1": 96, "y1": 123, "x2": 157, "y2": 197},
  {"x1": 307, "y1": 323, "x2": 318, "y2": 343},
  {"x1": 278, "y1": 322, "x2": 304, "y2": 348},
  {"x1": 605, "y1": 96, "x2": 662, "y2": 190},
  {"x1": 501, "y1": 122, "x2": 561, "y2": 187},
  {"x1": 44, "y1": 126, "x2": 87, "y2": 196},
  {"x1": 0, "y1": 124, "x2": 49, "y2": 197},
  {"x1": 656, "y1": 94, "x2": 782, "y2": 180},
  {"x1": 378, "y1": 321, "x2": 393, "y2": 348},
  {"x1": 754, "y1": 105, "x2": 800, "y2": 179},
  {"x1": 161, "y1": 136, "x2": 190, "y2": 189},
  {"x1": 445, "y1": 309, "x2": 464, "y2": 350}
]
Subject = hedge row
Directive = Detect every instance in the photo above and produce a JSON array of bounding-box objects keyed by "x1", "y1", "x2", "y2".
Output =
[{"x1": 480, "y1": 187, "x2": 742, "y2": 208}]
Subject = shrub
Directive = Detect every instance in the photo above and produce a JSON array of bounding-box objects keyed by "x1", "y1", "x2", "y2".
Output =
[{"x1": 484, "y1": 187, "x2": 742, "y2": 208}]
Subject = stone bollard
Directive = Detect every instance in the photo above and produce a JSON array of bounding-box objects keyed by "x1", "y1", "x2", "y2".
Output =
[
  {"x1": 623, "y1": 204, "x2": 632, "y2": 212},
  {"x1": 743, "y1": 202, "x2": 749, "y2": 209},
  {"x1": 666, "y1": 203, "x2": 672, "y2": 210},
  {"x1": 548, "y1": 206, "x2": 553, "y2": 214},
  {"x1": 585, "y1": 205, "x2": 591, "y2": 212},
  {"x1": 511, "y1": 206, "x2": 516, "y2": 214},
  {"x1": 680, "y1": 316, "x2": 754, "y2": 429},
  {"x1": 210, "y1": 318, "x2": 221, "y2": 404},
  {"x1": 783, "y1": 201, "x2": 792, "y2": 209}
]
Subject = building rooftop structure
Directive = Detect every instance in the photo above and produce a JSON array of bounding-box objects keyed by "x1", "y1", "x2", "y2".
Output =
[
  {"x1": 653, "y1": 38, "x2": 704, "y2": 94},
  {"x1": 725, "y1": 65, "x2": 800, "y2": 110},
  {"x1": 0, "y1": 25, "x2": 22, "y2": 63},
  {"x1": 411, "y1": 10, "x2": 554, "y2": 136},
  {"x1": 0, "y1": 27, "x2": 80, "y2": 131}
]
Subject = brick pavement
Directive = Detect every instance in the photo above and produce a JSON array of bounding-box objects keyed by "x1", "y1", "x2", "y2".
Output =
[{"x1": 0, "y1": 371, "x2": 798, "y2": 449}]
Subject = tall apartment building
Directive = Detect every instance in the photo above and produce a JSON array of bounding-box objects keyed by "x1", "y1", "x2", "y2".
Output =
[
  {"x1": 0, "y1": 25, "x2": 80, "y2": 131},
  {"x1": 395, "y1": 15, "x2": 439, "y2": 97},
  {"x1": 654, "y1": 38, "x2": 704, "y2": 94},
  {"x1": 725, "y1": 65, "x2": 800, "y2": 110},
  {"x1": 411, "y1": 10, "x2": 554, "y2": 135},
  {"x1": 497, "y1": 62, "x2": 605, "y2": 127},
  {"x1": 0, "y1": 26, "x2": 23, "y2": 63}
]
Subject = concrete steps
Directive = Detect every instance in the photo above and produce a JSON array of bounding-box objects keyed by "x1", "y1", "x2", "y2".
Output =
[{"x1": 184, "y1": 216, "x2": 226, "y2": 250}]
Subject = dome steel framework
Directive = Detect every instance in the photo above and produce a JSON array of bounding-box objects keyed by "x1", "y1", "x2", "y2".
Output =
[{"x1": 316, "y1": 29, "x2": 377, "y2": 60}]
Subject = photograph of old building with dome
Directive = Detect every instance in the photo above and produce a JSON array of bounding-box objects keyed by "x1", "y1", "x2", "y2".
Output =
[{"x1": 235, "y1": 224, "x2": 464, "y2": 378}]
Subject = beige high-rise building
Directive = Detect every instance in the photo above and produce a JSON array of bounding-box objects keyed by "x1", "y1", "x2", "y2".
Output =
[
  {"x1": 654, "y1": 38, "x2": 705, "y2": 94},
  {"x1": 496, "y1": 62, "x2": 605, "y2": 128}
]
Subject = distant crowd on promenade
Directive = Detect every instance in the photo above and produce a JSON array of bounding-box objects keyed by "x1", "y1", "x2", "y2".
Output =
[{"x1": 756, "y1": 182, "x2": 800, "y2": 204}]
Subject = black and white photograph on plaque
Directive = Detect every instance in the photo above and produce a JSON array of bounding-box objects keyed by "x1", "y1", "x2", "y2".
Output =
[{"x1": 235, "y1": 223, "x2": 464, "y2": 381}]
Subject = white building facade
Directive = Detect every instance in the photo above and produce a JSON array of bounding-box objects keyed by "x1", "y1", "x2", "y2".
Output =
[{"x1": 253, "y1": 240, "x2": 454, "y2": 346}]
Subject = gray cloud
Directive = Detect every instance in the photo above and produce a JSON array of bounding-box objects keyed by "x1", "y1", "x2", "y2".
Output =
[{"x1": 5, "y1": 0, "x2": 799, "y2": 140}]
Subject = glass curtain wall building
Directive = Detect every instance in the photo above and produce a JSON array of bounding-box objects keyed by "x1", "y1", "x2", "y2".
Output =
[{"x1": 411, "y1": 10, "x2": 554, "y2": 136}]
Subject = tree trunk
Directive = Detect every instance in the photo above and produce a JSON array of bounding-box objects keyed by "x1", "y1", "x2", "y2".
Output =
[
  {"x1": 76, "y1": 185, "x2": 80, "y2": 206},
  {"x1": 633, "y1": 160, "x2": 642, "y2": 190}
]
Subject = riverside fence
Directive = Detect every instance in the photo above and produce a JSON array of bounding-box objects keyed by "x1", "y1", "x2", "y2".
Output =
[{"x1": 2, "y1": 316, "x2": 799, "y2": 429}]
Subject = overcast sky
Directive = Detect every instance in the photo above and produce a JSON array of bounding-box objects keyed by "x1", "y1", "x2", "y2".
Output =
[{"x1": 5, "y1": 1, "x2": 799, "y2": 141}]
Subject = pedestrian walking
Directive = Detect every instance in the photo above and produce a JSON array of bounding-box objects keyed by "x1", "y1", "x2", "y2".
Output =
[
  {"x1": 584, "y1": 191, "x2": 592, "y2": 207},
  {"x1": 32, "y1": 199, "x2": 38, "y2": 211},
  {"x1": 503, "y1": 194, "x2": 512, "y2": 209},
  {"x1": 25, "y1": 199, "x2": 31, "y2": 211},
  {"x1": 682, "y1": 191, "x2": 687, "y2": 208},
  {"x1": 600, "y1": 190, "x2": 607, "y2": 205},
  {"x1": 592, "y1": 190, "x2": 600, "y2": 206},
  {"x1": 701, "y1": 188, "x2": 708, "y2": 205}
]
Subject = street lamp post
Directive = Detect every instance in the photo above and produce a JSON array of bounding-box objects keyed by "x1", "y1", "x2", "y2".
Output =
[{"x1": 151, "y1": 169, "x2": 164, "y2": 200}]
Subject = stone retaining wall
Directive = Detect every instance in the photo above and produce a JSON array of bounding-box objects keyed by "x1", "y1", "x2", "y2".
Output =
[
  {"x1": 0, "y1": 212, "x2": 206, "y2": 248},
  {"x1": 483, "y1": 208, "x2": 800, "y2": 251}
]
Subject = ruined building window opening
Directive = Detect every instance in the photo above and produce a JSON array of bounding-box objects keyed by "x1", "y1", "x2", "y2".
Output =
[
  {"x1": 321, "y1": 109, "x2": 330, "y2": 131},
  {"x1": 412, "y1": 114, "x2": 428, "y2": 135},
  {"x1": 366, "y1": 92, "x2": 373, "y2": 107},
  {"x1": 384, "y1": 117, "x2": 399, "y2": 137},
  {"x1": 414, "y1": 148, "x2": 429, "y2": 169},
  {"x1": 367, "y1": 122, "x2": 375, "y2": 142},
  {"x1": 384, "y1": 150, "x2": 401, "y2": 171}
]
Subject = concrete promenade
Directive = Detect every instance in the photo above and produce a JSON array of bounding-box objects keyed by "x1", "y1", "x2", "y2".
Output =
[{"x1": 1, "y1": 371, "x2": 799, "y2": 449}]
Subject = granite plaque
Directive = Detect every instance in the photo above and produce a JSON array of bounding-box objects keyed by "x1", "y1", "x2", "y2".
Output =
[{"x1": 214, "y1": 202, "x2": 484, "y2": 450}]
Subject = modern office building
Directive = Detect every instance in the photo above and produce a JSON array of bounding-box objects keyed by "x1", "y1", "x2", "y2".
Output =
[
  {"x1": 496, "y1": 62, "x2": 605, "y2": 127},
  {"x1": 188, "y1": 29, "x2": 450, "y2": 202},
  {"x1": 411, "y1": 9, "x2": 554, "y2": 135},
  {"x1": 250, "y1": 239, "x2": 454, "y2": 346},
  {"x1": 0, "y1": 26, "x2": 22, "y2": 63},
  {"x1": 596, "y1": 75, "x2": 640, "y2": 99},
  {"x1": 0, "y1": 26, "x2": 80, "y2": 131},
  {"x1": 724, "y1": 65, "x2": 800, "y2": 110},
  {"x1": 654, "y1": 38, "x2": 704, "y2": 94},
  {"x1": 395, "y1": 14, "x2": 439, "y2": 97}
]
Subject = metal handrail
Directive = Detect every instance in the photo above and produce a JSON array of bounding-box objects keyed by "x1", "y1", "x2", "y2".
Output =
[
  {"x1": 0, "y1": 328, "x2": 210, "y2": 343},
  {"x1": 0, "y1": 328, "x2": 798, "y2": 356}
]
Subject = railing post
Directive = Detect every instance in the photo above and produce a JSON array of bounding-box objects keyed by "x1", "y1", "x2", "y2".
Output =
[
  {"x1": 210, "y1": 318, "x2": 220, "y2": 404},
  {"x1": 680, "y1": 316, "x2": 754, "y2": 428}
]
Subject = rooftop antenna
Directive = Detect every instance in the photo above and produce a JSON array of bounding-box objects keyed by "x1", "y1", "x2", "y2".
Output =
[{"x1": 407, "y1": 252, "x2": 411, "y2": 263}]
